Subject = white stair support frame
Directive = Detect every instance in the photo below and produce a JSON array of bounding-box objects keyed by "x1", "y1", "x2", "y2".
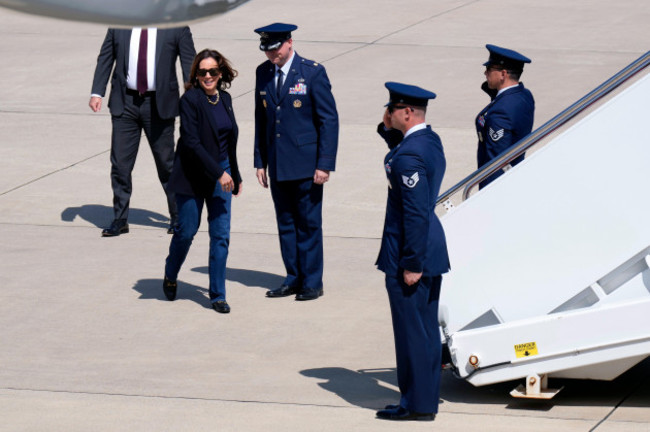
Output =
[
  {"x1": 510, "y1": 373, "x2": 563, "y2": 399},
  {"x1": 439, "y1": 72, "x2": 650, "y2": 388}
]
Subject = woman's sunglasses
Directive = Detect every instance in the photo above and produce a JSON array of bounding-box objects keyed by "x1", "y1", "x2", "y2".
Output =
[{"x1": 197, "y1": 68, "x2": 220, "y2": 77}]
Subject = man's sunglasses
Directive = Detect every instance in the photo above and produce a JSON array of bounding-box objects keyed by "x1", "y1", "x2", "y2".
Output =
[
  {"x1": 197, "y1": 68, "x2": 220, "y2": 77},
  {"x1": 387, "y1": 104, "x2": 410, "y2": 114}
]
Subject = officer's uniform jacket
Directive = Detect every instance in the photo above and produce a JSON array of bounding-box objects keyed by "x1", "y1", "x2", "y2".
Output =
[
  {"x1": 254, "y1": 53, "x2": 339, "y2": 181},
  {"x1": 475, "y1": 82, "x2": 534, "y2": 185},
  {"x1": 376, "y1": 125, "x2": 450, "y2": 277}
]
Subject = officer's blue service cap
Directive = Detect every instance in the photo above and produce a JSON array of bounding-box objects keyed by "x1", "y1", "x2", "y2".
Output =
[
  {"x1": 483, "y1": 44, "x2": 531, "y2": 71},
  {"x1": 254, "y1": 23, "x2": 298, "y2": 51},
  {"x1": 384, "y1": 82, "x2": 437, "y2": 107}
]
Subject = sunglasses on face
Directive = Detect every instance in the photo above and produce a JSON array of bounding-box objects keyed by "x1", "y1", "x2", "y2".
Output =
[
  {"x1": 197, "y1": 68, "x2": 220, "y2": 77},
  {"x1": 387, "y1": 104, "x2": 410, "y2": 114}
]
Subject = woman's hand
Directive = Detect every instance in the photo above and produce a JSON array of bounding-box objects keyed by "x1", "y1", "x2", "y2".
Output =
[{"x1": 219, "y1": 171, "x2": 234, "y2": 192}]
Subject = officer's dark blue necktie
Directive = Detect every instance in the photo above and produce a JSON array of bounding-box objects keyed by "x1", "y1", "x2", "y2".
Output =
[{"x1": 276, "y1": 69, "x2": 283, "y2": 98}]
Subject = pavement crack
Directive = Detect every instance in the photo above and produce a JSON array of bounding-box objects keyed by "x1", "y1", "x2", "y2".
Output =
[
  {"x1": 0, "y1": 150, "x2": 109, "y2": 196},
  {"x1": 588, "y1": 369, "x2": 650, "y2": 431},
  {"x1": 3, "y1": 387, "x2": 352, "y2": 409}
]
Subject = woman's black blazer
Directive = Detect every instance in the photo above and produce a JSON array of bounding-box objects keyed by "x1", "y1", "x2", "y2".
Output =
[{"x1": 168, "y1": 86, "x2": 241, "y2": 197}]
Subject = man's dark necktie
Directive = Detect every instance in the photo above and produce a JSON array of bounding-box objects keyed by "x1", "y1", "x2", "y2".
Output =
[
  {"x1": 276, "y1": 69, "x2": 283, "y2": 98},
  {"x1": 137, "y1": 29, "x2": 148, "y2": 94}
]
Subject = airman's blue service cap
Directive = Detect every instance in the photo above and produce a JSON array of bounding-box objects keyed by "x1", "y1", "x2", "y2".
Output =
[
  {"x1": 483, "y1": 44, "x2": 531, "y2": 71},
  {"x1": 254, "y1": 23, "x2": 298, "y2": 51},
  {"x1": 384, "y1": 82, "x2": 437, "y2": 107}
]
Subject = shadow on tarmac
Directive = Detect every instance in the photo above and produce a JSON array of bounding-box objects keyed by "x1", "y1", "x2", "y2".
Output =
[
  {"x1": 131, "y1": 268, "x2": 284, "y2": 308},
  {"x1": 61, "y1": 204, "x2": 169, "y2": 228},
  {"x1": 132, "y1": 278, "x2": 212, "y2": 309},
  {"x1": 301, "y1": 367, "x2": 400, "y2": 410},
  {"x1": 192, "y1": 266, "x2": 285, "y2": 290},
  {"x1": 438, "y1": 357, "x2": 650, "y2": 410},
  {"x1": 301, "y1": 359, "x2": 650, "y2": 411}
]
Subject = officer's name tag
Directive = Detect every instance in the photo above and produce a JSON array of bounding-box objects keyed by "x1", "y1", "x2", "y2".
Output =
[
  {"x1": 289, "y1": 83, "x2": 307, "y2": 95},
  {"x1": 260, "y1": 91, "x2": 267, "y2": 96}
]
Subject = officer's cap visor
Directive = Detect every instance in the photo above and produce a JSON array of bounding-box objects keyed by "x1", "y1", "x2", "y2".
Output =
[{"x1": 259, "y1": 39, "x2": 283, "y2": 51}]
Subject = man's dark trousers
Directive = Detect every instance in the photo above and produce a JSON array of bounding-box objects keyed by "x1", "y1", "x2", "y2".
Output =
[
  {"x1": 385, "y1": 274, "x2": 442, "y2": 414},
  {"x1": 270, "y1": 177, "x2": 324, "y2": 290},
  {"x1": 110, "y1": 91, "x2": 176, "y2": 222}
]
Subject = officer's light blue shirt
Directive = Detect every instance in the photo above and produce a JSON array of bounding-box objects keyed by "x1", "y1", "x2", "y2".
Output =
[
  {"x1": 496, "y1": 83, "x2": 519, "y2": 98},
  {"x1": 275, "y1": 51, "x2": 295, "y2": 86},
  {"x1": 403, "y1": 122, "x2": 427, "y2": 140}
]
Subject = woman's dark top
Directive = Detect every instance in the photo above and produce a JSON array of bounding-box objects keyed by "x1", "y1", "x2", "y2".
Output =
[{"x1": 209, "y1": 98, "x2": 233, "y2": 163}]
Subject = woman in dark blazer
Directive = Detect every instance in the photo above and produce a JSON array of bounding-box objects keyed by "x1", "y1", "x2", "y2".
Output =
[{"x1": 163, "y1": 49, "x2": 242, "y2": 314}]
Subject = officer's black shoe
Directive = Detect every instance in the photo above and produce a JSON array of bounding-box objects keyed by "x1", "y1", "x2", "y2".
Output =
[
  {"x1": 295, "y1": 288, "x2": 323, "y2": 301},
  {"x1": 212, "y1": 300, "x2": 231, "y2": 314},
  {"x1": 266, "y1": 284, "x2": 299, "y2": 298},
  {"x1": 376, "y1": 406, "x2": 435, "y2": 421},
  {"x1": 163, "y1": 276, "x2": 177, "y2": 301},
  {"x1": 102, "y1": 219, "x2": 129, "y2": 237}
]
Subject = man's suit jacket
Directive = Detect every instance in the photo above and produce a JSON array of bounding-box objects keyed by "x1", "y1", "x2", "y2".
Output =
[
  {"x1": 91, "y1": 27, "x2": 196, "y2": 120},
  {"x1": 253, "y1": 53, "x2": 339, "y2": 181},
  {"x1": 168, "y1": 87, "x2": 242, "y2": 198},
  {"x1": 376, "y1": 126, "x2": 450, "y2": 278}
]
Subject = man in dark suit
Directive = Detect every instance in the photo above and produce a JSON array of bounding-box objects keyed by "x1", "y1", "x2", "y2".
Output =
[
  {"x1": 476, "y1": 44, "x2": 535, "y2": 189},
  {"x1": 253, "y1": 23, "x2": 339, "y2": 301},
  {"x1": 89, "y1": 27, "x2": 196, "y2": 236},
  {"x1": 375, "y1": 82, "x2": 450, "y2": 422}
]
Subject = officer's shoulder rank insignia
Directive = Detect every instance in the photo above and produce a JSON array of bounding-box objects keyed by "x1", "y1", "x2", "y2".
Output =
[
  {"x1": 489, "y1": 127, "x2": 504, "y2": 141},
  {"x1": 293, "y1": 99, "x2": 302, "y2": 108},
  {"x1": 402, "y1": 172, "x2": 419, "y2": 188}
]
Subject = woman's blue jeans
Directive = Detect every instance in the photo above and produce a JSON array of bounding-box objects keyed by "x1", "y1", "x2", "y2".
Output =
[{"x1": 165, "y1": 164, "x2": 232, "y2": 303}]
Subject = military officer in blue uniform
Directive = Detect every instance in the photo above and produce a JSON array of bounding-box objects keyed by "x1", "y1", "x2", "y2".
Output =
[
  {"x1": 253, "y1": 23, "x2": 339, "y2": 301},
  {"x1": 476, "y1": 44, "x2": 535, "y2": 189},
  {"x1": 375, "y1": 82, "x2": 450, "y2": 421}
]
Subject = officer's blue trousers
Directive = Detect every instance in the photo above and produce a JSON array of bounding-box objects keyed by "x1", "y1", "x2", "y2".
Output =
[
  {"x1": 165, "y1": 164, "x2": 232, "y2": 303},
  {"x1": 270, "y1": 177, "x2": 323, "y2": 290},
  {"x1": 385, "y1": 273, "x2": 442, "y2": 413}
]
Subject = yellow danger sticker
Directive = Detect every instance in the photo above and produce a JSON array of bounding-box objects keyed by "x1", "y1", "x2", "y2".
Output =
[{"x1": 514, "y1": 342, "x2": 539, "y2": 358}]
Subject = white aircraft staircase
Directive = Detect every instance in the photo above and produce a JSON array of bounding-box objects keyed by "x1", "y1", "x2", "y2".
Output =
[{"x1": 437, "y1": 51, "x2": 650, "y2": 398}]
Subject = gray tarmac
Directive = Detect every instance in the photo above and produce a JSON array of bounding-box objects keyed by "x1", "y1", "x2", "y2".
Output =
[{"x1": 1, "y1": 0, "x2": 649, "y2": 430}]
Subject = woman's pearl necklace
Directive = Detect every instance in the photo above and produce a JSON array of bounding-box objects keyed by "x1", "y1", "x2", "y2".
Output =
[{"x1": 206, "y1": 92, "x2": 220, "y2": 105}]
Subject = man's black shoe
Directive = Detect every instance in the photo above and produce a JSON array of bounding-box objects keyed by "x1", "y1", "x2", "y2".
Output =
[
  {"x1": 213, "y1": 300, "x2": 231, "y2": 313},
  {"x1": 376, "y1": 406, "x2": 435, "y2": 421},
  {"x1": 163, "y1": 276, "x2": 177, "y2": 301},
  {"x1": 102, "y1": 219, "x2": 129, "y2": 237},
  {"x1": 266, "y1": 285, "x2": 299, "y2": 298},
  {"x1": 295, "y1": 288, "x2": 323, "y2": 301}
]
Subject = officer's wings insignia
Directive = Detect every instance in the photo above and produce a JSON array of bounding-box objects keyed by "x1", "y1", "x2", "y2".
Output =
[
  {"x1": 402, "y1": 172, "x2": 420, "y2": 188},
  {"x1": 489, "y1": 127, "x2": 505, "y2": 141}
]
